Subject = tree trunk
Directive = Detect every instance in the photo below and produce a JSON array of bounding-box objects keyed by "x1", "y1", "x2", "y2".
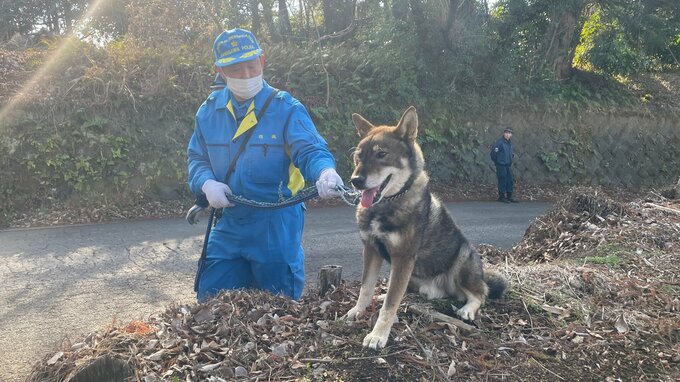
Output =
[
  {"x1": 410, "y1": 0, "x2": 428, "y2": 46},
  {"x1": 318, "y1": 265, "x2": 342, "y2": 296},
  {"x1": 300, "y1": 0, "x2": 310, "y2": 37},
  {"x1": 322, "y1": 0, "x2": 333, "y2": 33},
  {"x1": 262, "y1": 0, "x2": 280, "y2": 42},
  {"x1": 250, "y1": 0, "x2": 261, "y2": 37},
  {"x1": 63, "y1": 4, "x2": 73, "y2": 34},
  {"x1": 542, "y1": 1, "x2": 589, "y2": 81},
  {"x1": 48, "y1": 12, "x2": 60, "y2": 34},
  {"x1": 441, "y1": 0, "x2": 475, "y2": 49},
  {"x1": 278, "y1": 0, "x2": 291, "y2": 41}
]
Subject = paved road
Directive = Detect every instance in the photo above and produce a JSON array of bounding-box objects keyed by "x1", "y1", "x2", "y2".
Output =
[{"x1": 0, "y1": 201, "x2": 549, "y2": 381}]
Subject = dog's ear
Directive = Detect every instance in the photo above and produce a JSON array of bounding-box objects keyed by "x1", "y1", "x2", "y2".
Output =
[
  {"x1": 352, "y1": 113, "x2": 375, "y2": 137},
  {"x1": 395, "y1": 106, "x2": 418, "y2": 141}
]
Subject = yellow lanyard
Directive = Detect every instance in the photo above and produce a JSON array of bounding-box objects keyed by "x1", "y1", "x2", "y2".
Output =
[{"x1": 226, "y1": 99, "x2": 257, "y2": 141}]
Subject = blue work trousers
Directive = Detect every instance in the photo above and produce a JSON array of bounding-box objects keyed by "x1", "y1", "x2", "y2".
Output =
[
  {"x1": 495, "y1": 165, "x2": 513, "y2": 195},
  {"x1": 196, "y1": 205, "x2": 305, "y2": 301}
]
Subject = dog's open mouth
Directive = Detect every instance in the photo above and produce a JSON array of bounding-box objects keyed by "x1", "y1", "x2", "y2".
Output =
[{"x1": 361, "y1": 175, "x2": 392, "y2": 208}]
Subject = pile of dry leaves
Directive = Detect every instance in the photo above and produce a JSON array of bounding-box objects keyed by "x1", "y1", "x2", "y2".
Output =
[
  {"x1": 28, "y1": 285, "x2": 476, "y2": 382},
  {"x1": 29, "y1": 186, "x2": 680, "y2": 381},
  {"x1": 508, "y1": 186, "x2": 680, "y2": 263}
]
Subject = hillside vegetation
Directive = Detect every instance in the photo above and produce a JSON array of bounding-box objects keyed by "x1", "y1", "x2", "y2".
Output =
[{"x1": 1, "y1": 1, "x2": 680, "y2": 226}]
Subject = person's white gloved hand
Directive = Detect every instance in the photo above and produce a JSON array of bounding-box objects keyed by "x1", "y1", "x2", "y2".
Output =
[
  {"x1": 316, "y1": 168, "x2": 344, "y2": 198},
  {"x1": 201, "y1": 179, "x2": 234, "y2": 208}
]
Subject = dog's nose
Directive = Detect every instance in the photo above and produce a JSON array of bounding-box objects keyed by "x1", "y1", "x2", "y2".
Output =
[{"x1": 350, "y1": 175, "x2": 366, "y2": 189}]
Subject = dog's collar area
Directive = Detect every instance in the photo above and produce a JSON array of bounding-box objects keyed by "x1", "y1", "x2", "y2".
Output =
[
  {"x1": 361, "y1": 174, "x2": 417, "y2": 207},
  {"x1": 336, "y1": 174, "x2": 417, "y2": 207},
  {"x1": 378, "y1": 174, "x2": 415, "y2": 204},
  {"x1": 380, "y1": 187, "x2": 409, "y2": 203},
  {"x1": 372, "y1": 174, "x2": 393, "y2": 205}
]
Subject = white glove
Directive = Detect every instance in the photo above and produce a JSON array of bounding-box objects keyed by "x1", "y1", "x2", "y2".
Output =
[
  {"x1": 316, "y1": 168, "x2": 344, "y2": 198},
  {"x1": 201, "y1": 179, "x2": 234, "y2": 208}
]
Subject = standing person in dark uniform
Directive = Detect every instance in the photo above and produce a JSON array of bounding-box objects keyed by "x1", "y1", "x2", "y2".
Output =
[{"x1": 490, "y1": 127, "x2": 518, "y2": 203}]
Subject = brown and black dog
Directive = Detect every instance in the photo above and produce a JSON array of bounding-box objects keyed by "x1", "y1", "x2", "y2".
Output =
[{"x1": 343, "y1": 106, "x2": 507, "y2": 349}]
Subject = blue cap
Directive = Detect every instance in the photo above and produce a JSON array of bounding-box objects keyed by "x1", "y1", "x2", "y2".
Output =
[
  {"x1": 504, "y1": 127, "x2": 513, "y2": 133},
  {"x1": 213, "y1": 28, "x2": 263, "y2": 67}
]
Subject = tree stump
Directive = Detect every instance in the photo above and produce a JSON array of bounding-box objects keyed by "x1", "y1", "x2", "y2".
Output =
[
  {"x1": 69, "y1": 354, "x2": 133, "y2": 382},
  {"x1": 318, "y1": 265, "x2": 342, "y2": 296}
]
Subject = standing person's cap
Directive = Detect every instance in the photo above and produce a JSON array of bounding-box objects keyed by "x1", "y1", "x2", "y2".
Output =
[
  {"x1": 504, "y1": 127, "x2": 513, "y2": 133},
  {"x1": 213, "y1": 28, "x2": 263, "y2": 67}
]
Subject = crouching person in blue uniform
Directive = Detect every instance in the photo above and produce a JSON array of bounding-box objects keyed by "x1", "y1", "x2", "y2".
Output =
[{"x1": 187, "y1": 28, "x2": 344, "y2": 301}]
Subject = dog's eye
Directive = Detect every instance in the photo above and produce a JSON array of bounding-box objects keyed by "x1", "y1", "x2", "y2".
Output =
[{"x1": 376, "y1": 151, "x2": 387, "y2": 159}]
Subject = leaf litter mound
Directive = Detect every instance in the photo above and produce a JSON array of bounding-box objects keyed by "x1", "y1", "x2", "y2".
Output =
[
  {"x1": 30, "y1": 187, "x2": 680, "y2": 381},
  {"x1": 509, "y1": 186, "x2": 679, "y2": 263}
]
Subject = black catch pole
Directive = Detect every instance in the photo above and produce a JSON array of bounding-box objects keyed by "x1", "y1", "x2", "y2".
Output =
[{"x1": 194, "y1": 207, "x2": 216, "y2": 292}]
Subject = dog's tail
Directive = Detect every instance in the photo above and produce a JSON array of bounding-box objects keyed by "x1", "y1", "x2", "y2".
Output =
[{"x1": 484, "y1": 271, "x2": 508, "y2": 299}]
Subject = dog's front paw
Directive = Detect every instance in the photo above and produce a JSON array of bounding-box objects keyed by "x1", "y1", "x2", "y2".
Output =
[
  {"x1": 363, "y1": 328, "x2": 389, "y2": 349},
  {"x1": 343, "y1": 305, "x2": 365, "y2": 321},
  {"x1": 456, "y1": 305, "x2": 477, "y2": 321}
]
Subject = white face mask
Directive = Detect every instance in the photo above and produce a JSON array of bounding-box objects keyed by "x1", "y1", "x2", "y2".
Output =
[{"x1": 226, "y1": 74, "x2": 263, "y2": 100}]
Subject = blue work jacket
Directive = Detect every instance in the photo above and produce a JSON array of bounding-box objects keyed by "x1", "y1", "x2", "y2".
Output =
[
  {"x1": 490, "y1": 137, "x2": 513, "y2": 166},
  {"x1": 187, "y1": 81, "x2": 336, "y2": 217}
]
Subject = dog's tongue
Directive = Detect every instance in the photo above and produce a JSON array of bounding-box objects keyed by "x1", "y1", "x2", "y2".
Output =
[{"x1": 361, "y1": 187, "x2": 380, "y2": 208}]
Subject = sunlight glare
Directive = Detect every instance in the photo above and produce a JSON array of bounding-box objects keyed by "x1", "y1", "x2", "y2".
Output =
[{"x1": 0, "y1": 0, "x2": 109, "y2": 128}]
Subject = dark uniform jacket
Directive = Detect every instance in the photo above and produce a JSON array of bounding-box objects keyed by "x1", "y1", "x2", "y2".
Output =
[{"x1": 490, "y1": 137, "x2": 513, "y2": 166}]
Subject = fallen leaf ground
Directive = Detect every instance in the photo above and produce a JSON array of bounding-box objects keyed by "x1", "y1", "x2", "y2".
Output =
[{"x1": 28, "y1": 186, "x2": 680, "y2": 381}]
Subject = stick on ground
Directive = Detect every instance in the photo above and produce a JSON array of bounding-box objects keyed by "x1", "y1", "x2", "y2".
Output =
[{"x1": 408, "y1": 303, "x2": 476, "y2": 333}]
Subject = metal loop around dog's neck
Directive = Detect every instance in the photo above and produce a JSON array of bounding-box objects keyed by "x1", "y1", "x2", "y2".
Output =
[
  {"x1": 380, "y1": 188, "x2": 409, "y2": 203},
  {"x1": 377, "y1": 175, "x2": 415, "y2": 204}
]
